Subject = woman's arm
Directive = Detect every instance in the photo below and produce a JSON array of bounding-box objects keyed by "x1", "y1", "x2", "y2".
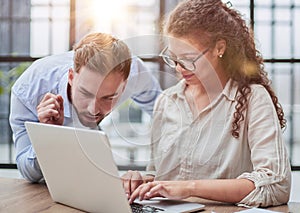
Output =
[
  {"x1": 238, "y1": 86, "x2": 291, "y2": 207},
  {"x1": 129, "y1": 178, "x2": 255, "y2": 203},
  {"x1": 189, "y1": 178, "x2": 255, "y2": 203}
]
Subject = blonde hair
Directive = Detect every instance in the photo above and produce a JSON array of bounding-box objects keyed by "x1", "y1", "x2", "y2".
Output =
[{"x1": 73, "y1": 32, "x2": 131, "y2": 79}]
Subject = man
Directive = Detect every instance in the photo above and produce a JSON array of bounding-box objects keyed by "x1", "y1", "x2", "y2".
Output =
[{"x1": 9, "y1": 32, "x2": 161, "y2": 182}]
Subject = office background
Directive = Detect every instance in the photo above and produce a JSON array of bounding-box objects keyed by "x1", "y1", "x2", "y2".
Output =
[{"x1": 0, "y1": 0, "x2": 299, "y2": 172}]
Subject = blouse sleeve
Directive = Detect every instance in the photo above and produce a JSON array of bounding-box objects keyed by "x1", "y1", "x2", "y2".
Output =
[
  {"x1": 237, "y1": 85, "x2": 291, "y2": 207},
  {"x1": 146, "y1": 92, "x2": 166, "y2": 175}
]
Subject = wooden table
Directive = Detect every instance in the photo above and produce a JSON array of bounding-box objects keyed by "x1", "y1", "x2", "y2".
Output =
[{"x1": 0, "y1": 177, "x2": 299, "y2": 213}]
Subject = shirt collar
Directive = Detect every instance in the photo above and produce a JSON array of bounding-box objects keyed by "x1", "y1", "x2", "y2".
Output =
[
  {"x1": 222, "y1": 79, "x2": 238, "y2": 102},
  {"x1": 170, "y1": 79, "x2": 187, "y2": 99},
  {"x1": 169, "y1": 78, "x2": 238, "y2": 102},
  {"x1": 58, "y1": 72, "x2": 72, "y2": 118}
]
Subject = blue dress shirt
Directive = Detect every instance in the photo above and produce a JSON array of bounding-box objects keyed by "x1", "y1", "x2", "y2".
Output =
[{"x1": 9, "y1": 51, "x2": 161, "y2": 182}]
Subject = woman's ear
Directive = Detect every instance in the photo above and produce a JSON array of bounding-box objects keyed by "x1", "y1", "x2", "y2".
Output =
[
  {"x1": 68, "y1": 68, "x2": 74, "y2": 86},
  {"x1": 215, "y1": 39, "x2": 226, "y2": 58}
]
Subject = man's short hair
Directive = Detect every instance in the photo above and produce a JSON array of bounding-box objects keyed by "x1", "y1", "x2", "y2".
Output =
[{"x1": 73, "y1": 32, "x2": 131, "y2": 79}]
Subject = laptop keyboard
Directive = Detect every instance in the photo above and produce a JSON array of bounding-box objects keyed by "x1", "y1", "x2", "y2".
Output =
[{"x1": 131, "y1": 202, "x2": 165, "y2": 213}]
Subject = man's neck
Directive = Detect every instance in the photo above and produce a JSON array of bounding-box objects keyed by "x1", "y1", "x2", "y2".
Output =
[{"x1": 67, "y1": 83, "x2": 72, "y2": 104}]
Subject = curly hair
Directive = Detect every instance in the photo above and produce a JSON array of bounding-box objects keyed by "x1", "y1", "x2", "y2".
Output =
[{"x1": 164, "y1": 0, "x2": 286, "y2": 138}]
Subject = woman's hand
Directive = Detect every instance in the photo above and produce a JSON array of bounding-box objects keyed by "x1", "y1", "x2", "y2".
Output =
[
  {"x1": 121, "y1": 170, "x2": 144, "y2": 199},
  {"x1": 129, "y1": 181, "x2": 193, "y2": 204}
]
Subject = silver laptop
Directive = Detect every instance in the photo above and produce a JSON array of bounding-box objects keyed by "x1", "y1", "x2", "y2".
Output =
[{"x1": 25, "y1": 121, "x2": 205, "y2": 213}]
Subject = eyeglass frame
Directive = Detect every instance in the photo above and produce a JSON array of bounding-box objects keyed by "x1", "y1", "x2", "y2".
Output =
[{"x1": 159, "y1": 46, "x2": 210, "y2": 72}]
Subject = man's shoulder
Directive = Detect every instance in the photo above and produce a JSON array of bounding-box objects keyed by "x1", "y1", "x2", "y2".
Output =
[
  {"x1": 128, "y1": 56, "x2": 144, "y2": 74},
  {"x1": 11, "y1": 51, "x2": 72, "y2": 101},
  {"x1": 31, "y1": 51, "x2": 74, "y2": 70},
  {"x1": 15, "y1": 51, "x2": 73, "y2": 82}
]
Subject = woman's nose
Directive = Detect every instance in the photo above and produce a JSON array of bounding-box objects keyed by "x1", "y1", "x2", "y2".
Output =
[{"x1": 175, "y1": 63, "x2": 186, "y2": 73}]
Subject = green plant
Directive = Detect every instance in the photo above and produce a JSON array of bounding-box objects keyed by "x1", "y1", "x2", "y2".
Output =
[
  {"x1": 0, "y1": 71, "x2": 4, "y2": 94},
  {"x1": 0, "y1": 62, "x2": 32, "y2": 95}
]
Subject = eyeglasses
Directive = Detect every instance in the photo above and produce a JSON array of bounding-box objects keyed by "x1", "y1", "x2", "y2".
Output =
[{"x1": 159, "y1": 46, "x2": 209, "y2": 72}]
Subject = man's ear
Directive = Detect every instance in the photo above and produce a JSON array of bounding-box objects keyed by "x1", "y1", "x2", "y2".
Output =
[
  {"x1": 68, "y1": 68, "x2": 74, "y2": 86},
  {"x1": 121, "y1": 79, "x2": 128, "y2": 92}
]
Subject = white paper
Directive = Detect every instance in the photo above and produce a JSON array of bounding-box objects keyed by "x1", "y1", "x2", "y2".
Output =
[{"x1": 235, "y1": 208, "x2": 283, "y2": 213}]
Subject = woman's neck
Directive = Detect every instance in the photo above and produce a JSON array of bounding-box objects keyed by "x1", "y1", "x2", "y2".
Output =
[{"x1": 184, "y1": 73, "x2": 229, "y2": 116}]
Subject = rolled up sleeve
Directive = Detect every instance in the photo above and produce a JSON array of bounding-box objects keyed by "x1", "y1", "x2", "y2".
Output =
[{"x1": 237, "y1": 86, "x2": 291, "y2": 207}]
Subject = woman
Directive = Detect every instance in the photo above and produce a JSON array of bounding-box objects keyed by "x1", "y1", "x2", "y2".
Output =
[{"x1": 122, "y1": 0, "x2": 291, "y2": 207}]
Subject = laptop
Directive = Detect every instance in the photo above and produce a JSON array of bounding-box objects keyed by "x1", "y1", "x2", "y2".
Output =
[{"x1": 25, "y1": 121, "x2": 205, "y2": 213}]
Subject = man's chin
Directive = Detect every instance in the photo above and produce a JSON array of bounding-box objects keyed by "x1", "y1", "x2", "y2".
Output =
[
  {"x1": 79, "y1": 118, "x2": 101, "y2": 129},
  {"x1": 84, "y1": 122, "x2": 99, "y2": 128}
]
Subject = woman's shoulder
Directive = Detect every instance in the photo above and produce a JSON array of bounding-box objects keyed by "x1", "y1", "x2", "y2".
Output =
[
  {"x1": 229, "y1": 80, "x2": 272, "y2": 103},
  {"x1": 162, "y1": 79, "x2": 185, "y2": 95},
  {"x1": 154, "y1": 80, "x2": 184, "y2": 108},
  {"x1": 230, "y1": 79, "x2": 269, "y2": 97},
  {"x1": 249, "y1": 83, "x2": 269, "y2": 97},
  {"x1": 245, "y1": 83, "x2": 274, "y2": 106}
]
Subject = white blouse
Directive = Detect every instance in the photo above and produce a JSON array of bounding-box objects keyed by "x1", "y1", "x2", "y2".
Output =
[{"x1": 147, "y1": 79, "x2": 291, "y2": 207}]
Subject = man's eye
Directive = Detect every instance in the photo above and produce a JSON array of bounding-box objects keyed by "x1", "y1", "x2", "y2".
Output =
[
  {"x1": 104, "y1": 96, "x2": 117, "y2": 101},
  {"x1": 80, "y1": 90, "x2": 94, "y2": 98},
  {"x1": 84, "y1": 92, "x2": 93, "y2": 97}
]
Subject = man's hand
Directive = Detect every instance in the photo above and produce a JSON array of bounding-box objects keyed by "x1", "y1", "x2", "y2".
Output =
[{"x1": 37, "y1": 93, "x2": 64, "y2": 125}]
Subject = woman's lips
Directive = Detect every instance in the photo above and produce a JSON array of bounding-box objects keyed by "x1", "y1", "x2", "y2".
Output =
[{"x1": 182, "y1": 73, "x2": 194, "y2": 80}]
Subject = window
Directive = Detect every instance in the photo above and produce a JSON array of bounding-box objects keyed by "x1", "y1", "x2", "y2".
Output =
[
  {"x1": 0, "y1": 0, "x2": 299, "y2": 170},
  {"x1": 30, "y1": 0, "x2": 70, "y2": 56},
  {"x1": 0, "y1": 0, "x2": 70, "y2": 165}
]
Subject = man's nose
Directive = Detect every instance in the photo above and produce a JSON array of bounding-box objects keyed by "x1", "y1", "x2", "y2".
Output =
[{"x1": 87, "y1": 99, "x2": 101, "y2": 115}]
